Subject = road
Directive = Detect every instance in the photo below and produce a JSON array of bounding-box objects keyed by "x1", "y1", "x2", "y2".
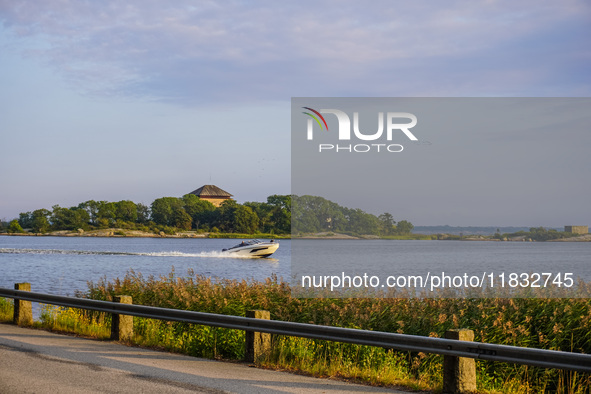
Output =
[{"x1": 0, "y1": 323, "x2": 425, "y2": 393}]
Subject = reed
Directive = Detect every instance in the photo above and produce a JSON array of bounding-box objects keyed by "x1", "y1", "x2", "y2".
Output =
[
  {"x1": 0, "y1": 297, "x2": 13, "y2": 322},
  {"x1": 40, "y1": 270, "x2": 591, "y2": 393},
  {"x1": 39, "y1": 305, "x2": 110, "y2": 338}
]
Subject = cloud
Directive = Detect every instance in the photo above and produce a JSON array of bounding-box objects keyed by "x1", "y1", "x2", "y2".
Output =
[{"x1": 1, "y1": 0, "x2": 589, "y2": 103}]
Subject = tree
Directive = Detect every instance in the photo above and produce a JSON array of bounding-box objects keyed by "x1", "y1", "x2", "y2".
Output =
[
  {"x1": 245, "y1": 197, "x2": 291, "y2": 234},
  {"x1": 97, "y1": 201, "x2": 117, "y2": 227},
  {"x1": 378, "y1": 213, "x2": 396, "y2": 235},
  {"x1": 212, "y1": 200, "x2": 260, "y2": 233},
  {"x1": 18, "y1": 212, "x2": 33, "y2": 229},
  {"x1": 78, "y1": 200, "x2": 101, "y2": 225},
  {"x1": 151, "y1": 197, "x2": 184, "y2": 226},
  {"x1": 115, "y1": 200, "x2": 138, "y2": 222},
  {"x1": 267, "y1": 195, "x2": 291, "y2": 234},
  {"x1": 244, "y1": 201, "x2": 273, "y2": 232},
  {"x1": 291, "y1": 195, "x2": 346, "y2": 233},
  {"x1": 233, "y1": 205, "x2": 259, "y2": 233},
  {"x1": 31, "y1": 209, "x2": 51, "y2": 233},
  {"x1": 172, "y1": 207, "x2": 192, "y2": 230},
  {"x1": 216, "y1": 199, "x2": 239, "y2": 232},
  {"x1": 344, "y1": 208, "x2": 381, "y2": 235},
  {"x1": 182, "y1": 194, "x2": 215, "y2": 229},
  {"x1": 8, "y1": 219, "x2": 24, "y2": 233},
  {"x1": 136, "y1": 203, "x2": 151, "y2": 224},
  {"x1": 50, "y1": 205, "x2": 90, "y2": 230},
  {"x1": 396, "y1": 220, "x2": 414, "y2": 235}
]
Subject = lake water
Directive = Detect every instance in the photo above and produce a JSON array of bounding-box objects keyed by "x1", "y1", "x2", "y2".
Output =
[
  {"x1": 292, "y1": 239, "x2": 591, "y2": 297},
  {"x1": 1, "y1": 236, "x2": 590, "y2": 303},
  {"x1": 0, "y1": 237, "x2": 291, "y2": 297}
]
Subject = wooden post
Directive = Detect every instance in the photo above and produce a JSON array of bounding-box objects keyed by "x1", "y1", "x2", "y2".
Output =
[
  {"x1": 443, "y1": 329, "x2": 477, "y2": 393},
  {"x1": 245, "y1": 310, "x2": 271, "y2": 363},
  {"x1": 13, "y1": 283, "x2": 33, "y2": 326},
  {"x1": 110, "y1": 296, "x2": 133, "y2": 341}
]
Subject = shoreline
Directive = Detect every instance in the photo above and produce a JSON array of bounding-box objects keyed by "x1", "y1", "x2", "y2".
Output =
[
  {"x1": 0, "y1": 229, "x2": 204, "y2": 238},
  {"x1": 2, "y1": 229, "x2": 590, "y2": 241},
  {"x1": 0, "y1": 229, "x2": 288, "y2": 239}
]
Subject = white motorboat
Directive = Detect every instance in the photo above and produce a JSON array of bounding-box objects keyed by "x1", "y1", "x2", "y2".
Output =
[{"x1": 222, "y1": 239, "x2": 279, "y2": 258}]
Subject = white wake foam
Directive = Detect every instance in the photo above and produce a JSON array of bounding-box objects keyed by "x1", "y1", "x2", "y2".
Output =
[{"x1": 0, "y1": 248, "x2": 261, "y2": 259}]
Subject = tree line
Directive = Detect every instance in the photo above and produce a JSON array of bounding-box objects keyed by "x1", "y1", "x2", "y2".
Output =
[
  {"x1": 292, "y1": 195, "x2": 413, "y2": 236},
  {"x1": 7, "y1": 194, "x2": 291, "y2": 235},
  {"x1": 3, "y1": 194, "x2": 413, "y2": 236}
]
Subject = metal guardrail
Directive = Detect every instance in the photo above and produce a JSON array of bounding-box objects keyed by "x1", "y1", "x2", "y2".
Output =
[{"x1": 1, "y1": 287, "x2": 590, "y2": 373}]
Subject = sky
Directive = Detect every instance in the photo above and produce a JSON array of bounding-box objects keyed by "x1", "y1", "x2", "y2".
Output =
[
  {"x1": 1, "y1": 1, "x2": 590, "y2": 226},
  {"x1": 292, "y1": 97, "x2": 591, "y2": 227}
]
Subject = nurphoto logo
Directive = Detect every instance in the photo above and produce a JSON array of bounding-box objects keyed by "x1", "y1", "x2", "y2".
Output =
[{"x1": 302, "y1": 107, "x2": 418, "y2": 153}]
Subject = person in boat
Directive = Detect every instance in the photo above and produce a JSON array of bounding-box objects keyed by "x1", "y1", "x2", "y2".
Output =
[{"x1": 240, "y1": 241, "x2": 246, "y2": 246}]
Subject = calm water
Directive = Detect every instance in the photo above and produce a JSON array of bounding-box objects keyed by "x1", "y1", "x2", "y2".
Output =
[
  {"x1": 293, "y1": 239, "x2": 591, "y2": 276},
  {"x1": 0, "y1": 237, "x2": 290, "y2": 297},
  {"x1": 2, "y1": 236, "x2": 590, "y2": 299}
]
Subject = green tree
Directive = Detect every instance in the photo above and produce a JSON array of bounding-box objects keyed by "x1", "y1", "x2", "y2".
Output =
[
  {"x1": 18, "y1": 212, "x2": 33, "y2": 229},
  {"x1": 344, "y1": 208, "x2": 381, "y2": 235},
  {"x1": 97, "y1": 201, "x2": 116, "y2": 227},
  {"x1": 51, "y1": 205, "x2": 90, "y2": 230},
  {"x1": 233, "y1": 205, "x2": 259, "y2": 233},
  {"x1": 396, "y1": 220, "x2": 414, "y2": 235},
  {"x1": 182, "y1": 194, "x2": 215, "y2": 229},
  {"x1": 267, "y1": 195, "x2": 291, "y2": 234},
  {"x1": 115, "y1": 200, "x2": 138, "y2": 222},
  {"x1": 291, "y1": 195, "x2": 346, "y2": 233},
  {"x1": 31, "y1": 209, "x2": 51, "y2": 233},
  {"x1": 136, "y1": 203, "x2": 151, "y2": 224},
  {"x1": 8, "y1": 219, "x2": 24, "y2": 233},
  {"x1": 378, "y1": 213, "x2": 396, "y2": 235},
  {"x1": 78, "y1": 200, "x2": 101, "y2": 225},
  {"x1": 151, "y1": 197, "x2": 185, "y2": 226},
  {"x1": 215, "y1": 199, "x2": 239, "y2": 232},
  {"x1": 212, "y1": 200, "x2": 260, "y2": 233},
  {"x1": 172, "y1": 207, "x2": 192, "y2": 230},
  {"x1": 244, "y1": 201, "x2": 272, "y2": 232}
]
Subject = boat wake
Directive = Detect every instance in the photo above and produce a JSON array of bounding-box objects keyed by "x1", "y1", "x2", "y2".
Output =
[{"x1": 0, "y1": 248, "x2": 267, "y2": 259}]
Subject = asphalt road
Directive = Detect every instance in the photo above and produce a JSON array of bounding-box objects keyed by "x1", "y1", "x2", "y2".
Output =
[{"x1": 0, "y1": 323, "x2": 424, "y2": 394}]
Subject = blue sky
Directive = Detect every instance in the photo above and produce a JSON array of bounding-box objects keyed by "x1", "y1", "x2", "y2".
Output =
[{"x1": 1, "y1": 1, "x2": 590, "y2": 225}]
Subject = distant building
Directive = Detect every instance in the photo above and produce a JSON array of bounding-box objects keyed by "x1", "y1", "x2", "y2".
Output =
[
  {"x1": 189, "y1": 185, "x2": 233, "y2": 207},
  {"x1": 564, "y1": 225, "x2": 588, "y2": 234}
]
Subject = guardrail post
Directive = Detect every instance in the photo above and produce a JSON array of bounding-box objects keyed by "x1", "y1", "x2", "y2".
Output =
[
  {"x1": 443, "y1": 329, "x2": 477, "y2": 393},
  {"x1": 111, "y1": 296, "x2": 133, "y2": 341},
  {"x1": 245, "y1": 310, "x2": 271, "y2": 363},
  {"x1": 13, "y1": 283, "x2": 33, "y2": 326}
]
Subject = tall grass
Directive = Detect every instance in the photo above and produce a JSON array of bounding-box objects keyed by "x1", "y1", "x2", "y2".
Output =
[
  {"x1": 39, "y1": 305, "x2": 110, "y2": 338},
  {"x1": 0, "y1": 297, "x2": 13, "y2": 322},
  {"x1": 39, "y1": 270, "x2": 591, "y2": 393}
]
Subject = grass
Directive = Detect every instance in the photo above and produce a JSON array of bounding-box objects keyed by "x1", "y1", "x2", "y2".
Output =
[
  {"x1": 7, "y1": 271, "x2": 591, "y2": 393},
  {"x1": 0, "y1": 297, "x2": 13, "y2": 322},
  {"x1": 39, "y1": 305, "x2": 111, "y2": 338}
]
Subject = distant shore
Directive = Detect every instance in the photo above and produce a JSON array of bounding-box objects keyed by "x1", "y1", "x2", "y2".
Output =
[{"x1": 1, "y1": 229, "x2": 590, "y2": 241}]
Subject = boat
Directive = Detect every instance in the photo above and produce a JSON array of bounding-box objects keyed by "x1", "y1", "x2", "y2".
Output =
[{"x1": 222, "y1": 239, "x2": 279, "y2": 258}]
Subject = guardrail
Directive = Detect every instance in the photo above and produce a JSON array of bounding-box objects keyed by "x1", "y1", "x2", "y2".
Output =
[{"x1": 2, "y1": 284, "x2": 591, "y2": 392}]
